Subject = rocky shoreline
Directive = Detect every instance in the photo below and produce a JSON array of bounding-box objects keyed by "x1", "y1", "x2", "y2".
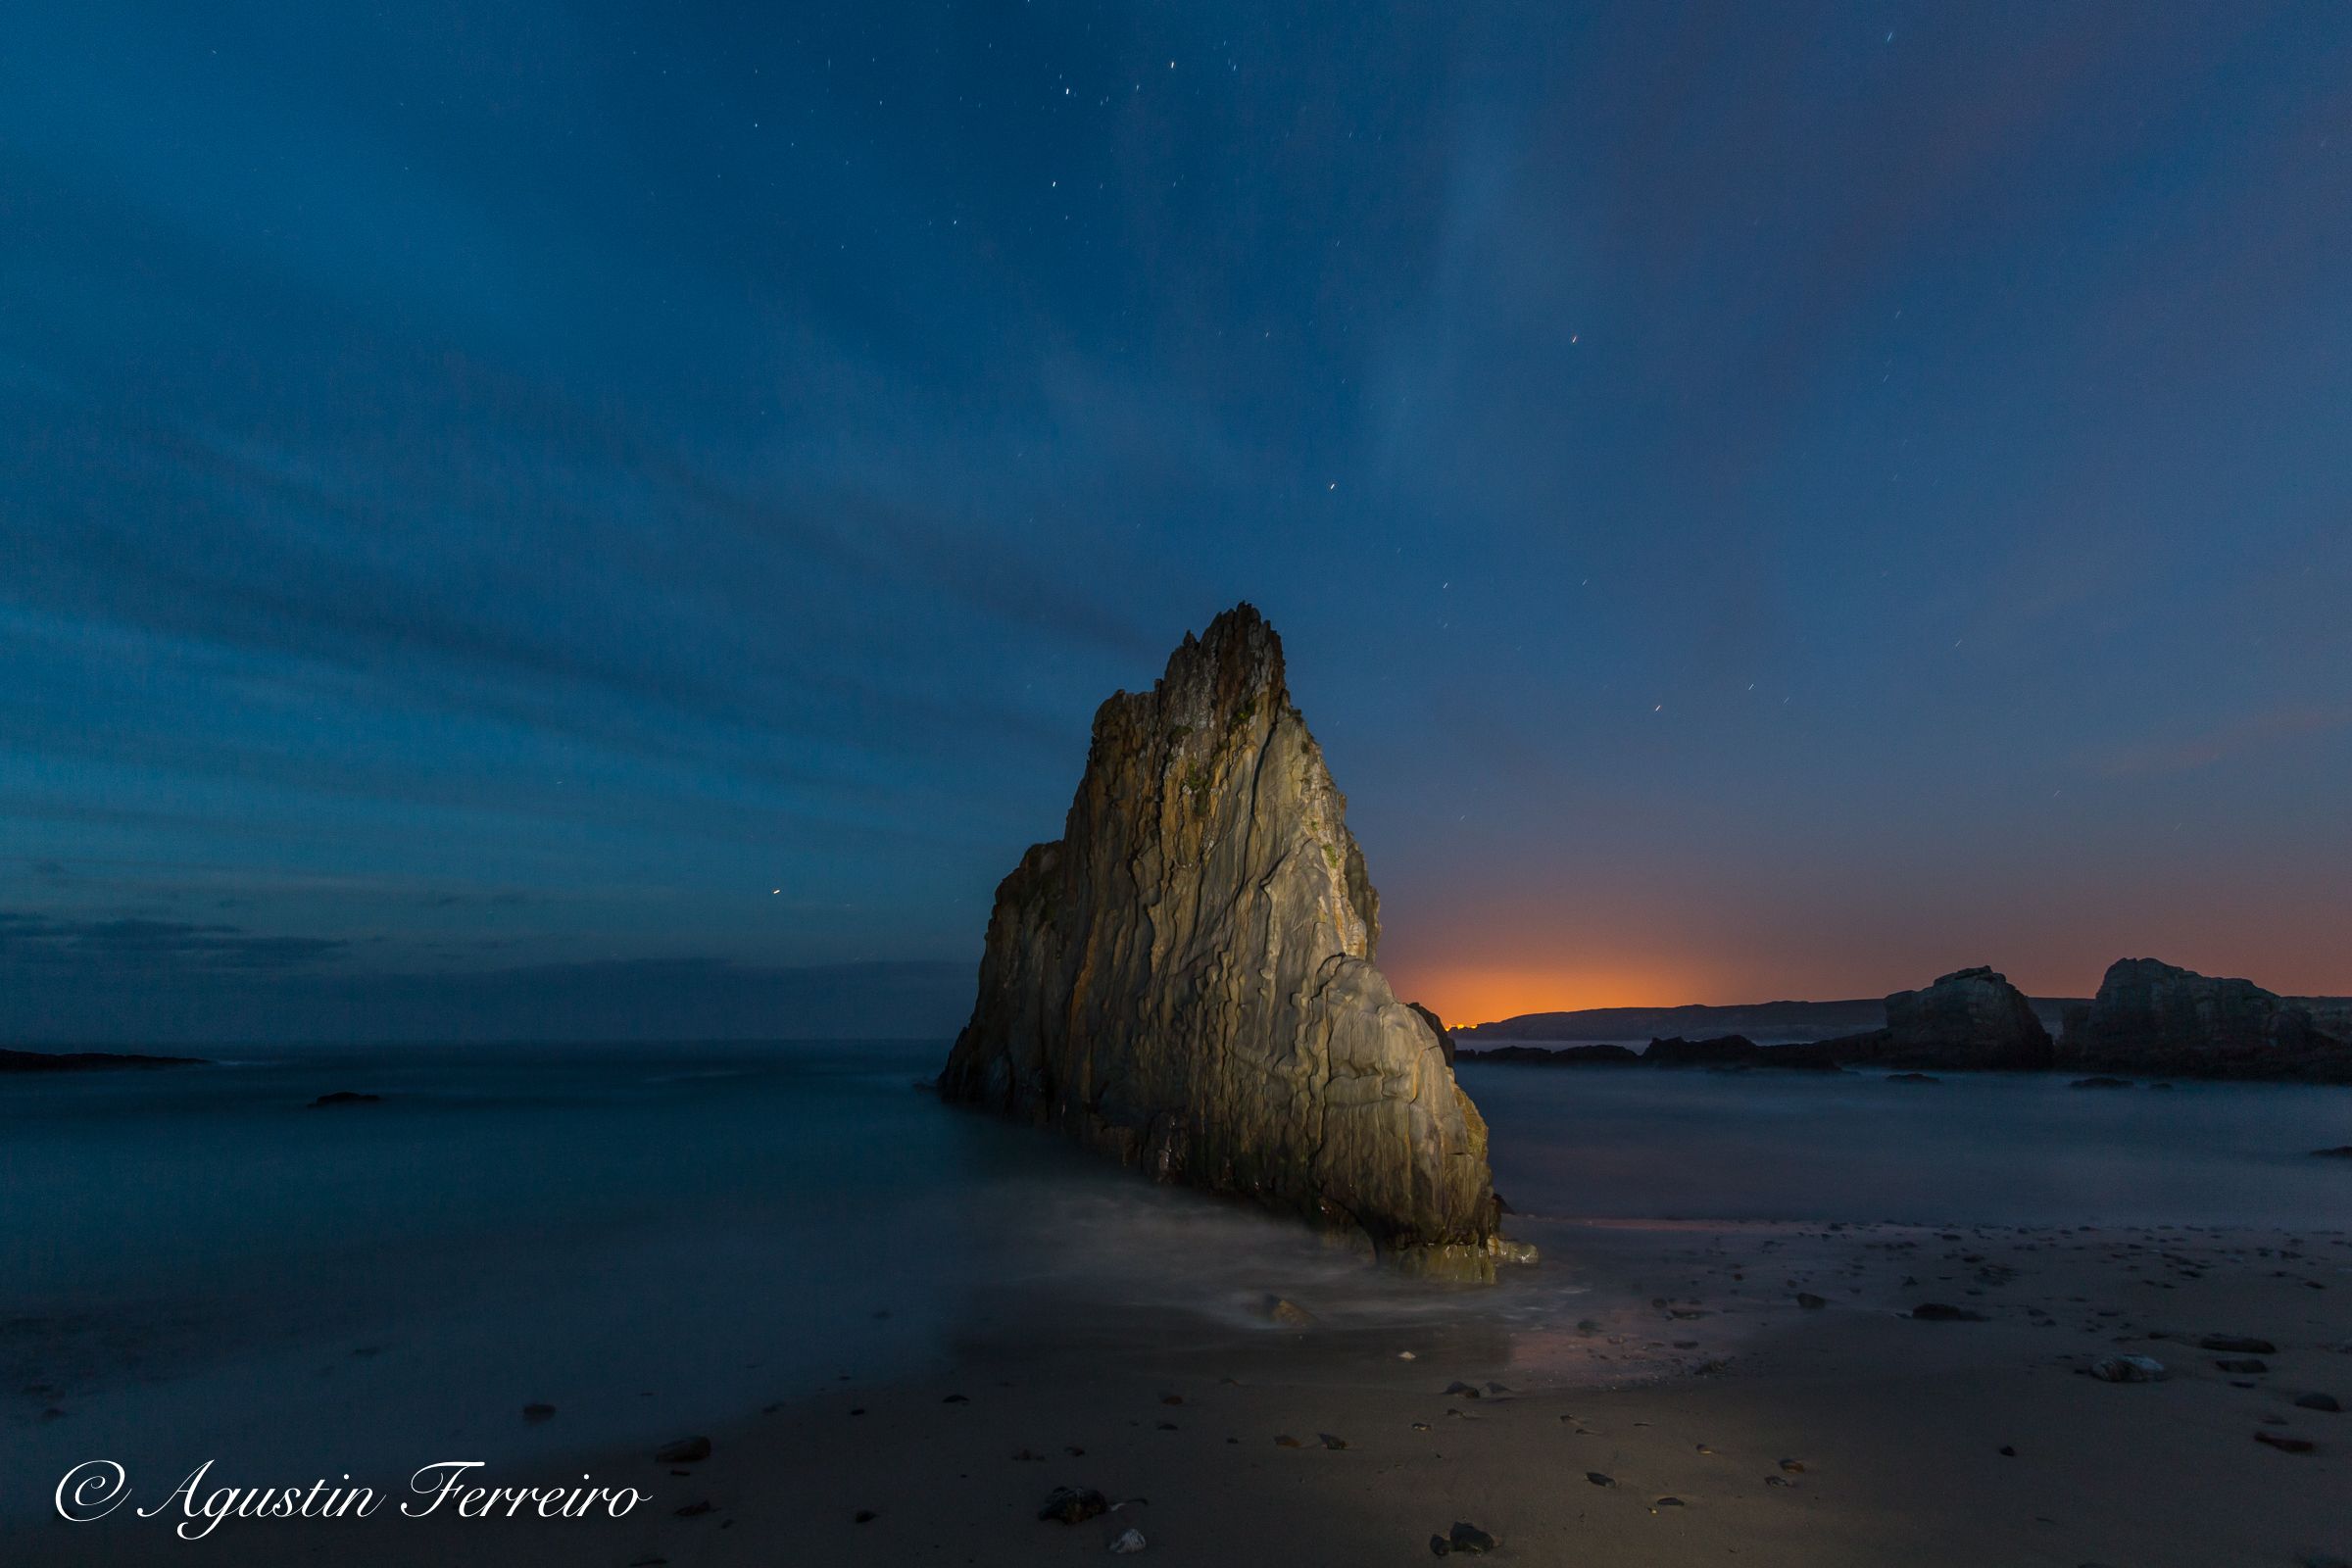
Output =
[{"x1": 1461, "y1": 959, "x2": 2352, "y2": 1084}]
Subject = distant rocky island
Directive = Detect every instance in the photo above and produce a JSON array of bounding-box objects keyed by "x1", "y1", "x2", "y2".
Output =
[
  {"x1": 1460, "y1": 960, "x2": 2352, "y2": 1083},
  {"x1": 0, "y1": 1047, "x2": 208, "y2": 1073},
  {"x1": 940, "y1": 605, "x2": 1517, "y2": 1279}
]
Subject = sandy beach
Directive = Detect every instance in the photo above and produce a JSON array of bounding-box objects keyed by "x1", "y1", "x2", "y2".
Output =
[{"x1": 18, "y1": 1215, "x2": 2347, "y2": 1568}]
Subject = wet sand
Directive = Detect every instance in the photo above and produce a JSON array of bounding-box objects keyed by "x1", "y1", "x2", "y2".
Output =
[{"x1": 15, "y1": 1217, "x2": 2350, "y2": 1567}]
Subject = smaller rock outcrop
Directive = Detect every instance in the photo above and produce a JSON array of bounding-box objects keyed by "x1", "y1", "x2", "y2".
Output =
[
  {"x1": 2058, "y1": 958, "x2": 2350, "y2": 1081},
  {"x1": 1642, "y1": 1034, "x2": 1767, "y2": 1068},
  {"x1": 1406, "y1": 1004, "x2": 1458, "y2": 1066},
  {"x1": 1877, "y1": 966, "x2": 2053, "y2": 1070}
]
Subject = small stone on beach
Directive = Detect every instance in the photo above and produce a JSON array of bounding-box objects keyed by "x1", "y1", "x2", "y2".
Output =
[
  {"x1": 2087, "y1": 1355, "x2": 2166, "y2": 1383},
  {"x1": 654, "y1": 1437, "x2": 710, "y2": 1464},
  {"x1": 1429, "y1": 1521, "x2": 1496, "y2": 1556},
  {"x1": 1038, "y1": 1487, "x2": 1109, "y2": 1525}
]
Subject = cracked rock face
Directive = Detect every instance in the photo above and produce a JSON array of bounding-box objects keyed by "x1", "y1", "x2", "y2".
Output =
[{"x1": 939, "y1": 605, "x2": 1500, "y2": 1274}]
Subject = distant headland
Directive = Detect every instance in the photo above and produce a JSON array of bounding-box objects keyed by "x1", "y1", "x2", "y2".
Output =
[{"x1": 1459, "y1": 959, "x2": 2352, "y2": 1083}]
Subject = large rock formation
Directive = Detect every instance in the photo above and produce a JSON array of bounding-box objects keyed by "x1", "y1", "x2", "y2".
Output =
[
  {"x1": 1752, "y1": 967, "x2": 2052, "y2": 1072},
  {"x1": 939, "y1": 606, "x2": 1508, "y2": 1277},
  {"x1": 1875, "y1": 966, "x2": 2054, "y2": 1070},
  {"x1": 2059, "y1": 958, "x2": 2351, "y2": 1081}
]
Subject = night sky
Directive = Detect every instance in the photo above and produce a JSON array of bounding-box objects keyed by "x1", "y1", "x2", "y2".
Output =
[{"x1": 5, "y1": 3, "x2": 2348, "y2": 1041}]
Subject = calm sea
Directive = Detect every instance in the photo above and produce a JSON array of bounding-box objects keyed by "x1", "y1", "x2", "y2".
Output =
[{"x1": 2, "y1": 1041, "x2": 2346, "y2": 1511}]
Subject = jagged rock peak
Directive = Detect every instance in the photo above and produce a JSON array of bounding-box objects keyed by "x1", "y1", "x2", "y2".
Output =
[{"x1": 939, "y1": 604, "x2": 1509, "y2": 1278}]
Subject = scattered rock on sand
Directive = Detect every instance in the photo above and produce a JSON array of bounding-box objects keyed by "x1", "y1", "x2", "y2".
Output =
[
  {"x1": 2254, "y1": 1432, "x2": 2317, "y2": 1454},
  {"x1": 2201, "y1": 1335, "x2": 2279, "y2": 1354},
  {"x1": 1795, "y1": 1292, "x2": 1827, "y2": 1309},
  {"x1": 2215, "y1": 1357, "x2": 2268, "y2": 1374},
  {"x1": 307, "y1": 1091, "x2": 382, "y2": 1107},
  {"x1": 1262, "y1": 1296, "x2": 1315, "y2": 1327},
  {"x1": 1886, "y1": 1072, "x2": 1940, "y2": 1084},
  {"x1": 2069, "y1": 1077, "x2": 2134, "y2": 1090},
  {"x1": 2293, "y1": 1393, "x2": 2341, "y2": 1413},
  {"x1": 1911, "y1": 1302, "x2": 1988, "y2": 1322},
  {"x1": 2088, "y1": 1355, "x2": 2167, "y2": 1383},
  {"x1": 2312, "y1": 1147, "x2": 2352, "y2": 1158},
  {"x1": 521, "y1": 1402, "x2": 556, "y2": 1423},
  {"x1": 1429, "y1": 1521, "x2": 1497, "y2": 1555},
  {"x1": 1038, "y1": 1487, "x2": 1109, "y2": 1525},
  {"x1": 1586, "y1": 1471, "x2": 1615, "y2": 1487},
  {"x1": 655, "y1": 1437, "x2": 711, "y2": 1464},
  {"x1": 1109, "y1": 1526, "x2": 1146, "y2": 1553}
]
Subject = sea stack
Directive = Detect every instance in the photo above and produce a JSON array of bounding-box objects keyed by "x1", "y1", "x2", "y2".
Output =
[
  {"x1": 939, "y1": 605, "x2": 1509, "y2": 1278},
  {"x1": 2059, "y1": 957, "x2": 2349, "y2": 1080},
  {"x1": 1878, "y1": 966, "x2": 2053, "y2": 1070}
]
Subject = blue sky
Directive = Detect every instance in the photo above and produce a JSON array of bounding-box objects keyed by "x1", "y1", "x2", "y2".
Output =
[{"x1": 4, "y1": 2, "x2": 2347, "y2": 1038}]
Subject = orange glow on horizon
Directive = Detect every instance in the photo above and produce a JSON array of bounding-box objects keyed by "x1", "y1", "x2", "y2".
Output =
[{"x1": 1396, "y1": 963, "x2": 1714, "y2": 1031}]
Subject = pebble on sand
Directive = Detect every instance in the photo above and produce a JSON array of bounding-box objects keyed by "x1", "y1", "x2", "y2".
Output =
[
  {"x1": 2087, "y1": 1355, "x2": 2167, "y2": 1383},
  {"x1": 654, "y1": 1437, "x2": 711, "y2": 1464},
  {"x1": 1429, "y1": 1521, "x2": 1497, "y2": 1556},
  {"x1": 1038, "y1": 1487, "x2": 1109, "y2": 1525}
]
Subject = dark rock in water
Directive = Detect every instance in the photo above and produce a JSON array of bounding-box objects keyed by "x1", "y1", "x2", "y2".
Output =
[
  {"x1": 1037, "y1": 1487, "x2": 1108, "y2": 1525},
  {"x1": 1795, "y1": 1293, "x2": 1828, "y2": 1310},
  {"x1": 521, "y1": 1402, "x2": 557, "y2": 1424},
  {"x1": 2253, "y1": 1431, "x2": 2316, "y2": 1454},
  {"x1": 2058, "y1": 958, "x2": 2351, "y2": 1081},
  {"x1": 1875, "y1": 966, "x2": 2055, "y2": 1070},
  {"x1": 2214, "y1": 1357, "x2": 2269, "y2": 1374},
  {"x1": 1911, "y1": 1302, "x2": 1988, "y2": 1322},
  {"x1": 654, "y1": 1436, "x2": 711, "y2": 1464},
  {"x1": 2313, "y1": 1147, "x2": 2352, "y2": 1158},
  {"x1": 1643, "y1": 1035, "x2": 1768, "y2": 1068},
  {"x1": 2069, "y1": 1077, "x2": 2134, "y2": 1090},
  {"x1": 307, "y1": 1091, "x2": 382, "y2": 1107},
  {"x1": 1886, "y1": 1072, "x2": 1940, "y2": 1084},
  {"x1": 2200, "y1": 1335, "x2": 2279, "y2": 1354},
  {"x1": 0, "y1": 1048, "x2": 207, "y2": 1073},
  {"x1": 2294, "y1": 1392, "x2": 2341, "y2": 1413},
  {"x1": 938, "y1": 607, "x2": 1504, "y2": 1279},
  {"x1": 1459, "y1": 1043, "x2": 1642, "y2": 1066}
]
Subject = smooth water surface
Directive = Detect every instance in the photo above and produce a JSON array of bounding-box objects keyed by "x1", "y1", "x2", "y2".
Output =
[{"x1": 4, "y1": 1041, "x2": 2347, "y2": 1512}]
